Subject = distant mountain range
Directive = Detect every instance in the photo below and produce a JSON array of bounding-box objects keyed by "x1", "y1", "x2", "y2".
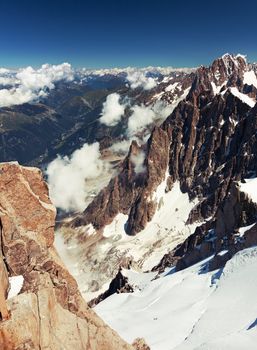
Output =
[{"x1": 0, "y1": 65, "x2": 196, "y2": 165}]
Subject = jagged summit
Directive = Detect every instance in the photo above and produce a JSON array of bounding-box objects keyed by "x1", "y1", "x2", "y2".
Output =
[
  {"x1": 186, "y1": 52, "x2": 257, "y2": 108},
  {"x1": 221, "y1": 52, "x2": 247, "y2": 63},
  {"x1": 222, "y1": 52, "x2": 247, "y2": 61}
]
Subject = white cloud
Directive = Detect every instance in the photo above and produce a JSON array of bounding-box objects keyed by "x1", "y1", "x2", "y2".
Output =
[
  {"x1": 99, "y1": 93, "x2": 126, "y2": 126},
  {"x1": 109, "y1": 101, "x2": 173, "y2": 156},
  {"x1": 109, "y1": 139, "x2": 133, "y2": 154},
  {"x1": 127, "y1": 101, "x2": 173, "y2": 137},
  {"x1": 0, "y1": 69, "x2": 17, "y2": 86},
  {"x1": 0, "y1": 68, "x2": 10, "y2": 74},
  {"x1": 0, "y1": 63, "x2": 74, "y2": 107},
  {"x1": 130, "y1": 150, "x2": 146, "y2": 174},
  {"x1": 16, "y1": 63, "x2": 73, "y2": 90},
  {"x1": 77, "y1": 65, "x2": 195, "y2": 78},
  {"x1": 126, "y1": 71, "x2": 157, "y2": 90},
  {"x1": 151, "y1": 100, "x2": 174, "y2": 120},
  {"x1": 0, "y1": 87, "x2": 37, "y2": 107},
  {"x1": 127, "y1": 105, "x2": 156, "y2": 136},
  {"x1": 0, "y1": 76, "x2": 18, "y2": 86},
  {"x1": 46, "y1": 142, "x2": 108, "y2": 212}
]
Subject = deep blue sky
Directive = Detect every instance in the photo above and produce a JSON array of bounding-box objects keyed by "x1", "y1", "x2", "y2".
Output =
[{"x1": 0, "y1": 0, "x2": 256, "y2": 68}]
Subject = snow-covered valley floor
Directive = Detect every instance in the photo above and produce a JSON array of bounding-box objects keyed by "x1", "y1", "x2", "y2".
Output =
[{"x1": 95, "y1": 247, "x2": 257, "y2": 350}]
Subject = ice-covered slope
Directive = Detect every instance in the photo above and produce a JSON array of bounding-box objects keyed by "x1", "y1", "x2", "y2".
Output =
[
  {"x1": 55, "y1": 180, "x2": 200, "y2": 300},
  {"x1": 239, "y1": 177, "x2": 257, "y2": 204},
  {"x1": 96, "y1": 246, "x2": 257, "y2": 350}
]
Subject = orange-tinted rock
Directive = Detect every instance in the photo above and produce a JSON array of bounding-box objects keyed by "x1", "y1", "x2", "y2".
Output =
[
  {"x1": 0, "y1": 162, "x2": 134, "y2": 350},
  {"x1": 132, "y1": 338, "x2": 151, "y2": 350}
]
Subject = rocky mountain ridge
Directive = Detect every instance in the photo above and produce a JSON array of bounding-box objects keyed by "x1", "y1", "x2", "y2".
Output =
[
  {"x1": 59, "y1": 54, "x2": 257, "y2": 302},
  {"x1": 72, "y1": 54, "x2": 257, "y2": 233}
]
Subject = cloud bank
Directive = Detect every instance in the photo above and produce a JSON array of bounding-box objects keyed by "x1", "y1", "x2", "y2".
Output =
[
  {"x1": 99, "y1": 93, "x2": 127, "y2": 126},
  {"x1": 109, "y1": 139, "x2": 133, "y2": 154},
  {"x1": 0, "y1": 63, "x2": 73, "y2": 107},
  {"x1": 131, "y1": 150, "x2": 146, "y2": 174},
  {"x1": 46, "y1": 142, "x2": 108, "y2": 212},
  {"x1": 109, "y1": 100, "x2": 174, "y2": 155},
  {"x1": 126, "y1": 71, "x2": 157, "y2": 90},
  {"x1": 127, "y1": 105, "x2": 156, "y2": 136},
  {"x1": 127, "y1": 101, "x2": 173, "y2": 137}
]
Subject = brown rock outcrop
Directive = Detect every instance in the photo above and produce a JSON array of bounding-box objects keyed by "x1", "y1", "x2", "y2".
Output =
[{"x1": 0, "y1": 162, "x2": 134, "y2": 350}]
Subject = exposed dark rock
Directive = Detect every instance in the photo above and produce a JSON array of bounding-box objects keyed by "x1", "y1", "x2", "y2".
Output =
[
  {"x1": 89, "y1": 268, "x2": 134, "y2": 307},
  {"x1": 151, "y1": 251, "x2": 179, "y2": 273},
  {"x1": 71, "y1": 126, "x2": 170, "y2": 235},
  {"x1": 70, "y1": 54, "x2": 257, "y2": 274}
]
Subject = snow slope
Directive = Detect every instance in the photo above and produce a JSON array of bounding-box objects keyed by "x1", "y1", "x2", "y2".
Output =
[
  {"x1": 102, "y1": 178, "x2": 200, "y2": 269},
  {"x1": 55, "y1": 179, "x2": 201, "y2": 300},
  {"x1": 239, "y1": 177, "x2": 257, "y2": 204},
  {"x1": 244, "y1": 70, "x2": 257, "y2": 89},
  {"x1": 96, "y1": 247, "x2": 257, "y2": 350},
  {"x1": 230, "y1": 87, "x2": 256, "y2": 108}
]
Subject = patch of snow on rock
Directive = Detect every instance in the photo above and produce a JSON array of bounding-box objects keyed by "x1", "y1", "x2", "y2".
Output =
[
  {"x1": 8, "y1": 276, "x2": 24, "y2": 299},
  {"x1": 244, "y1": 70, "x2": 257, "y2": 89},
  {"x1": 165, "y1": 82, "x2": 179, "y2": 92},
  {"x1": 230, "y1": 87, "x2": 256, "y2": 108},
  {"x1": 239, "y1": 177, "x2": 257, "y2": 203}
]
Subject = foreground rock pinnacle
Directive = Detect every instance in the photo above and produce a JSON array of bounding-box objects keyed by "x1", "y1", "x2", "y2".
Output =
[{"x1": 0, "y1": 162, "x2": 136, "y2": 350}]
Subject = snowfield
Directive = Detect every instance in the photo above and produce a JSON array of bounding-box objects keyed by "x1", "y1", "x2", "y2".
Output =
[
  {"x1": 95, "y1": 246, "x2": 257, "y2": 350},
  {"x1": 244, "y1": 70, "x2": 257, "y2": 89},
  {"x1": 229, "y1": 87, "x2": 256, "y2": 108},
  {"x1": 239, "y1": 177, "x2": 257, "y2": 204},
  {"x1": 55, "y1": 179, "x2": 201, "y2": 300}
]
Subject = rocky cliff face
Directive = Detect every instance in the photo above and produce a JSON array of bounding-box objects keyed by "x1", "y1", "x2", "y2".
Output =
[
  {"x1": 61, "y1": 54, "x2": 257, "y2": 301},
  {"x1": 72, "y1": 126, "x2": 170, "y2": 236},
  {"x1": 0, "y1": 162, "x2": 136, "y2": 350},
  {"x1": 72, "y1": 54, "x2": 257, "y2": 233}
]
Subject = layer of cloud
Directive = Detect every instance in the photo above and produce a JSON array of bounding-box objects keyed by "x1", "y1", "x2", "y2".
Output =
[
  {"x1": 0, "y1": 63, "x2": 73, "y2": 107},
  {"x1": 127, "y1": 105, "x2": 156, "y2": 136},
  {"x1": 126, "y1": 71, "x2": 157, "y2": 90},
  {"x1": 46, "y1": 142, "x2": 108, "y2": 212},
  {"x1": 109, "y1": 139, "x2": 133, "y2": 154},
  {"x1": 0, "y1": 68, "x2": 10, "y2": 74},
  {"x1": 108, "y1": 100, "x2": 173, "y2": 156},
  {"x1": 127, "y1": 101, "x2": 173, "y2": 137},
  {"x1": 0, "y1": 70, "x2": 18, "y2": 86},
  {"x1": 79, "y1": 66, "x2": 195, "y2": 77},
  {"x1": 99, "y1": 93, "x2": 126, "y2": 126},
  {"x1": 131, "y1": 151, "x2": 146, "y2": 174}
]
